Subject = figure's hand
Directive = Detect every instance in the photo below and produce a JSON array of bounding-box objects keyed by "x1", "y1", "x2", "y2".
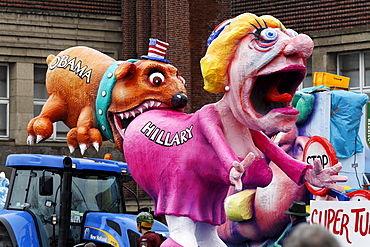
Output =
[
  {"x1": 304, "y1": 159, "x2": 348, "y2": 192},
  {"x1": 230, "y1": 152, "x2": 255, "y2": 191}
]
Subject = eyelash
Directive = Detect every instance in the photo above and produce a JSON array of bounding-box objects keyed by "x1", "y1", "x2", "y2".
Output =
[
  {"x1": 247, "y1": 19, "x2": 268, "y2": 41},
  {"x1": 247, "y1": 19, "x2": 283, "y2": 41}
]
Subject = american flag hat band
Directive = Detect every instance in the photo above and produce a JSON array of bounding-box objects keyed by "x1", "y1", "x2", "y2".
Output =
[{"x1": 141, "y1": 38, "x2": 169, "y2": 63}]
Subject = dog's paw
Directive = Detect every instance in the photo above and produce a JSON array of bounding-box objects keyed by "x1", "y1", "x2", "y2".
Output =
[
  {"x1": 67, "y1": 127, "x2": 103, "y2": 155},
  {"x1": 27, "y1": 117, "x2": 54, "y2": 144}
]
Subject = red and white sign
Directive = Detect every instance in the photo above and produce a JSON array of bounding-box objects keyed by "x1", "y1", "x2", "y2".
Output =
[
  {"x1": 311, "y1": 200, "x2": 370, "y2": 246},
  {"x1": 303, "y1": 136, "x2": 338, "y2": 196}
]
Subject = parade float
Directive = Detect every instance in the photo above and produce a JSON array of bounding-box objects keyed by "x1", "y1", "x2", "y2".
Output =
[{"x1": 25, "y1": 11, "x2": 370, "y2": 247}]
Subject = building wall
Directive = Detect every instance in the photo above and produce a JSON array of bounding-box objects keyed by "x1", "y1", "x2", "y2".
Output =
[
  {"x1": 120, "y1": 0, "x2": 232, "y2": 112},
  {"x1": 0, "y1": 1, "x2": 121, "y2": 15},
  {"x1": 0, "y1": 6, "x2": 123, "y2": 177},
  {"x1": 0, "y1": 0, "x2": 233, "y2": 206},
  {"x1": 2, "y1": 0, "x2": 370, "y2": 206},
  {"x1": 232, "y1": 0, "x2": 370, "y2": 33}
]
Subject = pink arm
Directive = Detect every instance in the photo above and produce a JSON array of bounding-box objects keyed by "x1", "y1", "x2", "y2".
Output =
[{"x1": 250, "y1": 129, "x2": 312, "y2": 184}]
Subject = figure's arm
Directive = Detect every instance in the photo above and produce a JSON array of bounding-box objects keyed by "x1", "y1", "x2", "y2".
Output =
[
  {"x1": 250, "y1": 129, "x2": 311, "y2": 184},
  {"x1": 304, "y1": 159, "x2": 347, "y2": 192},
  {"x1": 198, "y1": 106, "x2": 254, "y2": 189},
  {"x1": 229, "y1": 153, "x2": 255, "y2": 191},
  {"x1": 250, "y1": 129, "x2": 347, "y2": 190}
]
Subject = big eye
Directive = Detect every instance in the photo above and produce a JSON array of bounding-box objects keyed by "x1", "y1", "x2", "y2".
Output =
[
  {"x1": 260, "y1": 28, "x2": 277, "y2": 42},
  {"x1": 149, "y1": 72, "x2": 165, "y2": 86}
]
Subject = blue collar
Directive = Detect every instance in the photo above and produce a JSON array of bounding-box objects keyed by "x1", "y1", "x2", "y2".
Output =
[{"x1": 95, "y1": 59, "x2": 139, "y2": 142}]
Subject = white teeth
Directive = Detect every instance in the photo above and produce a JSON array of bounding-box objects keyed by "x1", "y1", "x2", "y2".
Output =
[{"x1": 118, "y1": 101, "x2": 161, "y2": 119}]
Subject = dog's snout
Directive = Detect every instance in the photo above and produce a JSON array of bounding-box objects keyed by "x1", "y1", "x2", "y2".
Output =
[{"x1": 171, "y1": 92, "x2": 188, "y2": 109}]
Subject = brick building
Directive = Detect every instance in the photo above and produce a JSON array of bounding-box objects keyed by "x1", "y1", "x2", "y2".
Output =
[{"x1": 0, "y1": 0, "x2": 369, "y2": 207}]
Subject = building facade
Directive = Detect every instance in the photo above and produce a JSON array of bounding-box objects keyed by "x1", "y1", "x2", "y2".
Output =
[
  {"x1": 0, "y1": 0, "x2": 369, "y2": 207},
  {"x1": 237, "y1": 0, "x2": 370, "y2": 96},
  {"x1": 0, "y1": 0, "x2": 231, "y2": 209}
]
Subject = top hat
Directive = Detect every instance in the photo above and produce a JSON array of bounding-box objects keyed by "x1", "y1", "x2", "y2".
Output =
[
  {"x1": 284, "y1": 201, "x2": 310, "y2": 217},
  {"x1": 141, "y1": 38, "x2": 169, "y2": 63}
]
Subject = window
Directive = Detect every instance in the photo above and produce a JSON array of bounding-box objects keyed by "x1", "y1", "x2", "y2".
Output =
[
  {"x1": 0, "y1": 64, "x2": 9, "y2": 138},
  {"x1": 338, "y1": 51, "x2": 370, "y2": 98},
  {"x1": 301, "y1": 57, "x2": 313, "y2": 89},
  {"x1": 8, "y1": 169, "x2": 61, "y2": 244},
  {"x1": 34, "y1": 64, "x2": 69, "y2": 140}
]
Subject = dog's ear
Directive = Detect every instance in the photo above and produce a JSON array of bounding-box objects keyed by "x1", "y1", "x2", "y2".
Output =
[{"x1": 114, "y1": 62, "x2": 136, "y2": 80}]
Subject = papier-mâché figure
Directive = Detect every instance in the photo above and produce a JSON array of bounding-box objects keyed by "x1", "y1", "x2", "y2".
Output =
[
  {"x1": 123, "y1": 13, "x2": 347, "y2": 247},
  {"x1": 27, "y1": 41, "x2": 187, "y2": 154}
]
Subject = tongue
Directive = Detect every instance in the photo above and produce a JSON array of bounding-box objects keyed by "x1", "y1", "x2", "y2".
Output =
[{"x1": 266, "y1": 88, "x2": 292, "y2": 102}]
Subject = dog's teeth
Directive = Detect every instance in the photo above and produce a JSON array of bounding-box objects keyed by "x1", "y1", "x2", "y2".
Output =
[
  {"x1": 130, "y1": 111, "x2": 136, "y2": 117},
  {"x1": 138, "y1": 107, "x2": 143, "y2": 114},
  {"x1": 155, "y1": 102, "x2": 161, "y2": 107},
  {"x1": 119, "y1": 113, "x2": 124, "y2": 119},
  {"x1": 124, "y1": 112, "x2": 130, "y2": 118},
  {"x1": 149, "y1": 101, "x2": 155, "y2": 107},
  {"x1": 143, "y1": 102, "x2": 149, "y2": 109}
]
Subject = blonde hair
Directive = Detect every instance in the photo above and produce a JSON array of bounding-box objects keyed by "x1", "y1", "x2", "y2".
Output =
[{"x1": 200, "y1": 13, "x2": 285, "y2": 93}]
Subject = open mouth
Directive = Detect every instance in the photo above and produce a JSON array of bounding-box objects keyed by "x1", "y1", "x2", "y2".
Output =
[
  {"x1": 110, "y1": 100, "x2": 170, "y2": 138},
  {"x1": 250, "y1": 69, "x2": 305, "y2": 116}
]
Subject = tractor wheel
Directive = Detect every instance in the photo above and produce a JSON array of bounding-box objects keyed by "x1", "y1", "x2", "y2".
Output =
[{"x1": 0, "y1": 223, "x2": 13, "y2": 247}]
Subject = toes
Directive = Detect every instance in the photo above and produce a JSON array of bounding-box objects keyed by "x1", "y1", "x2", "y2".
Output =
[
  {"x1": 27, "y1": 135, "x2": 35, "y2": 145},
  {"x1": 93, "y1": 142, "x2": 100, "y2": 152},
  {"x1": 36, "y1": 135, "x2": 44, "y2": 143},
  {"x1": 27, "y1": 117, "x2": 53, "y2": 143},
  {"x1": 67, "y1": 128, "x2": 78, "y2": 153},
  {"x1": 68, "y1": 145, "x2": 76, "y2": 154},
  {"x1": 79, "y1": 143, "x2": 87, "y2": 155},
  {"x1": 67, "y1": 127, "x2": 103, "y2": 154}
]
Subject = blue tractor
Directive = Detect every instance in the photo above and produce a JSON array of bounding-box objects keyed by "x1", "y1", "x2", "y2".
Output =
[{"x1": 0, "y1": 154, "x2": 168, "y2": 247}]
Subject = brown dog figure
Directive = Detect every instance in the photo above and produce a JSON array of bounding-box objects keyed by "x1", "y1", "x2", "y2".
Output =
[{"x1": 27, "y1": 41, "x2": 188, "y2": 154}]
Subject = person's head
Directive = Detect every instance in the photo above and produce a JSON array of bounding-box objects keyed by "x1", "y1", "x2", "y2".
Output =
[
  {"x1": 136, "y1": 212, "x2": 154, "y2": 233},
  {"x1": 84, "y1": 243, "x2": 97, "y2": 247},
  {"x1": 284, "y1": 224, "x2": 341, "y2": 247},
  {"x1": 284, "y1": 201, "x2": 310, "y2": 222}
]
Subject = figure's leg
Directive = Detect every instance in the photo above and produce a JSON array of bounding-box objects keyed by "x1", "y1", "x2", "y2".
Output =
[
  {"x1": 67, "y1": 106, "x2": 103, "y2": 154},
  {"x1": 27, "y1": 95, "x2": 67, "y2": 144},
  {"x1": 195, "y1": 221, "x2": 227, "y2": 247},
  {"x1": 163, "y1": 215, "x2": 198, "y2": 247}
]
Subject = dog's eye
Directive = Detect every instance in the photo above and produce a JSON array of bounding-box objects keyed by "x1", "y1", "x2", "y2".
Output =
[
  {"x1": 178, "y1": 76, "x2": 186, "y2": 85},
  {"x1": 148, "y1": 72, "x2": 165, "y2": 86}
]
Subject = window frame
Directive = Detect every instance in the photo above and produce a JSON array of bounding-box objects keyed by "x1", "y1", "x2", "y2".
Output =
[
  {"x1": 33, "y1": 64, "x2": 68, "y2": 141},
  {"x1": 0, "y1": 63, "x2": 9, "y2": 138},
  {"x1": 337, "y1": 50, "x2": 370, "y2": 97}
]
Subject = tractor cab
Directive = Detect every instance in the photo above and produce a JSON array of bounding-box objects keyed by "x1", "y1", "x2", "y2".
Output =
[{"x1": 0, "y1": 154, "x2": 168, "y2": 247}]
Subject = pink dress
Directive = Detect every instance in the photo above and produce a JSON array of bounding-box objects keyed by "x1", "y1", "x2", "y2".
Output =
[{"x1": 123, "y1": 104, "x2": 309, "y2": 225}]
